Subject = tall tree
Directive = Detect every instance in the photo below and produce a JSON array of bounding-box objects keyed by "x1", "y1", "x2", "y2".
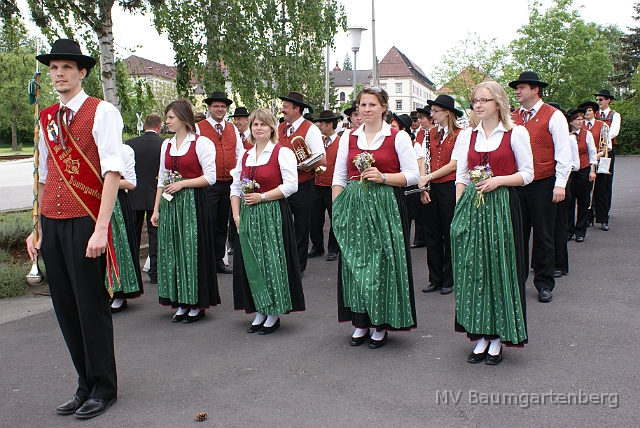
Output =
[
  {"x1": 26, "y1": 0, "x2": 159, "y2": 109},
  {"x1": 508, "y1": 0, "x2": 612, "y2": 107},
  {"x1": 342, "y1": 52, "x2": 352, "y2": 71},
  {"x1": 153, "y1": 0, "x2": 346, "y2": 111},
  {"x1": 617, "y1": 3, "x2": 640, "y2": 94}
]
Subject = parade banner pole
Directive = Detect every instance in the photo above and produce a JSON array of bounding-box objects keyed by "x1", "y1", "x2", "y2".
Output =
[{"x1": 26, "y1": 40, "x2": 45, "y2": 287}]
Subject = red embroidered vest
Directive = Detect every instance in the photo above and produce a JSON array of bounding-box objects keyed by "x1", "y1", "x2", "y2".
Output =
[
  {"x1": 598, "y1": 110, "x2": 619, "y2": 146},
  {"x1": 574, "y1": 130, "x2": 589, "y2": 170},
  {"x1": 41, "y1": 97, "x2": 103, "y2": 219},
  {"x1": 198, "y1": 120, "x2": 237, "y2": 181},
  {"x1": 346, "y1": 128, "x2": 401, "y2": 179},
  {"x1": 315, "y1": 137, "x2": 339, "y2": 187},
  {"x1": 467, "y1": 130, "x2": 517, "y2": 177},
  {"x1": 278, "y1": 119, "x2": 314, "y2": 183},
  {"x1": 164, "y1": 136, "x2": 203, "y2": 179},
  {"x1": 512, "y1": 103, "x2": 556, "y2": 181},
  {"x1": 429, "y1": 127, "x2": 459, "y2": 184},
  {"x1": 584, "y1": 119, "x2": 604, "y2": 149},
  {"x1": 241, "y1": 144, "x2": 283, "y2": 193},
  {"x1": 416, "y1": 129, "x2": 425, "y2": 145}
]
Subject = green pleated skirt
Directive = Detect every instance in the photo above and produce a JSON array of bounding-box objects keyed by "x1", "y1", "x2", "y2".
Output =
[
  {"x1": 451, "y1": 185, "x2": 528, "y2": 346},
  {"x1": 106, "y1": 197, "x2": 141, "y2": 295},
  {"x1": 333, "y1": 180, "x2": 415, "y2": 330}
]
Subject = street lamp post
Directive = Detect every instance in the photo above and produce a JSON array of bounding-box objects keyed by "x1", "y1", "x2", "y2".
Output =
[{"x1": 348, "y1": 25, "x2": 367, "y2": 102}]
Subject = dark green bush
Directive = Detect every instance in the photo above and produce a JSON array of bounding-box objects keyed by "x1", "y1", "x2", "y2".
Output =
[
  {"x1": 0, "y1": 211, "x2": 33, "y2": 251},
  {"x1": 0, "y1": 249, "x2": 29, "y2": 299},
  {"x1": 616, "y1": 116, "x2": 640, "y2": 155}
]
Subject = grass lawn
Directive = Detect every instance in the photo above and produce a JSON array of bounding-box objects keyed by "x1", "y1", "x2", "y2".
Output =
[{"x1": 0, "y1": 146, "x2": 35, "y2": 155}]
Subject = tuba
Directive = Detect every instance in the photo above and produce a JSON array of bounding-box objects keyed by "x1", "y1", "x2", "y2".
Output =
[{"x1": 290, "y1": 135, "x2": 326, "y2": 177}]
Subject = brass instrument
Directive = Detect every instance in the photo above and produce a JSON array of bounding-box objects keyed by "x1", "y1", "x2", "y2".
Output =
[
  {"x1": 596, "y1": 123, "x2": 611, "y2": 175},
  {"x1": 290, "y1": 135, "x2": 326, "y2": 177}
]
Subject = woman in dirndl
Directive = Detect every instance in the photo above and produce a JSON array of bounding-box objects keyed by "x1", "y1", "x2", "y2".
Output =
[
  {"x1": 332, "y1": 86, "x2": 419, "y2": 349},
  {"x1": 150, "y1": 99, "x2": 220, "y2": 323},
  {"x1": 231, "y1": 108, "x2": 304, "y2": 335},
  {"x1": 450, "y1": 81, "x2": 533, "y2": 365},
  {"x1": 109, "y1": 144, "x2": 143, "y2": 313}
]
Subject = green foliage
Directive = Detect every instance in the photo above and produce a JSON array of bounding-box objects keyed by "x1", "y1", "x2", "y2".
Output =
[
  {"x1": 116, "y1": 59, "x2": 159, "y2": 134},
  {"x1": 0, "y1": 249, "x2": 30, "y2": 299},
  {"x1": 342, "y1": 53, "x2": 352, "y2": 71},
  {"x1": 0, "y1": 211, "x2": 33, "y2": 251},
  {"x1": 153, "y1": 0, "x2": 346, "y2": 110}
]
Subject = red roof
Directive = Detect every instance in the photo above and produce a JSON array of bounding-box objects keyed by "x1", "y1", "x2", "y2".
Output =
[
  {"x1": 124, "y1": 55, "x2": 177, "y2": 80},
  {"x1": 378, "y1": 46, "x2": 433, "y2": 88}
]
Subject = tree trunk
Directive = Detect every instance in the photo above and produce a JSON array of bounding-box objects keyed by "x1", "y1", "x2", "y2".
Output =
[
  {"x1": 96, "y1": 3, "x2": 120, "y2": 109},
  {"x1": 11, "y1": 115, "x2": 18, "y2": 151}
]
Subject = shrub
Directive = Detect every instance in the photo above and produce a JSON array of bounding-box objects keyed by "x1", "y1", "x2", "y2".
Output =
[
  {"x1": 0, "y1": 249, "x2": 29, "y2": 299},
  {"x1": 0, "y1": 211, "x2": 33, "y2": 251},
  {"x1": 616, "y1": 116, "x2": 640, "y2": 155}
]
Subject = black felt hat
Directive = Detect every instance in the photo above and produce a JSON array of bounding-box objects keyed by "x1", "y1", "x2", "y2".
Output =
[
  {"x1": 279, "y1": 91, "x2": 312, "y2": 111},
  {"x1": 229, "y1": 106, "x2": 250, "y2": 117},
  {"x1": 343, "y1": 101, "x2": 358, "y2": 117},
  {"x1": 314, "y1": 109, "x2": 341, "y2": 122},
  {"x1": 391, "y1": 113, "x2": 413, "y2": 131},
  {"x1": 567, "y1": 107, "x2": 587, "y2": 118},
  {"x1": 578, "y1": 101, "x2": 599, "y2": 113},
  {"x1": 508, "y1": 71, "x2": 548, "y2": 89},
  {"x1": 204, "y1": 91, "x2": 233, "y2": 106},
  {"x1": 410, "y1": 110, "x2": 418, "y2": 119},
  {"x1": 594, "y1": 89, "x2": 615, "y2": 100},
  {"x1": 416, "y1": 105, "x2": 431, "y2": 116},
  {"x1": 547, "y1": 102, "x2": 565, "y2": 114},
  {"x1": 36, "y1": 39, "x2": 96, "y2": 71},
  {"x1": 427, "y1": 95, "x2": 463, "y2": 118}
]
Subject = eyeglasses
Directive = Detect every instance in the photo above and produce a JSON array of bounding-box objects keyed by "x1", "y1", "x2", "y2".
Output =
[
  {"x1": 596, "y1": 98, "x2": 606, "y2": 102},
  {"x1": 471, "y1": 98, "x2": 495, "y2": 105},
  {"x1": 430, "y1": 108, "x2": 445, "y2": 114},
  {"x1": 366, "y1": 86, "x2": 383, "y2": 93}
]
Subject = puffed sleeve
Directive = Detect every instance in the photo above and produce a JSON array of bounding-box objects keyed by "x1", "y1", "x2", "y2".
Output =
[
  {"x1": 332, "y1": 131, "x2": 350, "y2": 188},
  {"x1": 511, "y1": 125, "x2": 534, "y2": 185},
  {"x1": 394, "y1": 130, "x2": 420, "y2": 186},
  {"x1": 122, "y1": 144, "x2": 137, "y2": 187},
  {"x1": 195, "y1": 135, "x2": 217, "y2": 185},
  {"x1": 277, "y1": 147, "x2": 299, "y2": 197}
]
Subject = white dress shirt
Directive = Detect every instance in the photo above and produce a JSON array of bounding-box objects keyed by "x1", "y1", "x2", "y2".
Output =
[
  {"x1": 568, "y1": 131, "x2": 580, "y2": 171},
  {"x1": 122, "y1": 144, "x2": 137, "y2": 187},
  {"x1": 520, "y1": 99, "x2": 572, "y2": 188},
  {"x1": 196, "y1": 117, "x2": 244, "y2": 161},
  {"x1": 229, "y1": 141, "x2": 298, "y2": 198},
  {"x1": 599, "y1": 108, "x2": 621, "y2": 140},
  {"x1": 157, "y1": 133, "x2": 217, "y2": 187},
  {"x1": 38, "y1": 89, "x2": 124, "y2": 183},
  {"x1": 453, "y1": 123, "x2": 533, "y2": 186},
  {"x1": 288, "y1": 115, "x2": 325, "y2": 156},
  {"x1": 332, "y1": 121, "x2": 420, "y2": 188}
]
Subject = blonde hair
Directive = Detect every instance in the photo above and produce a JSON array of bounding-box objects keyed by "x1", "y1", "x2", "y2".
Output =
[
  {"x1": 471, "y1": 81, "x2": 513, "y2": 131},
  {"x1": 248, "y1": 108, "x2": 279, "y2": 145}
]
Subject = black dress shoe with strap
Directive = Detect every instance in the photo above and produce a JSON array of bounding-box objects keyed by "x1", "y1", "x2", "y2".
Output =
[
  {"x1": 368, "y1": 331, "x2": 388, "y2": 349},
  {"x1": 110, "y1": 299, "x2": 128, "y2": 314},
  {"x1": 467, "y1": 348, "x2": 488, "y2": 364},
  {"x1": 183, "y1": 310, "x2": 205, "y2": 323},
  {"x1": 247, "y1": 319, "x2": 266, "y2": 333},
  {"x1": 485, "y1": 346, "x2": 503, "y2": 365},
  {"x1": 172, "y1": 311, "x2": 188, "y2": 323},
  {"x1": 349, "y1": 329, "x2": 370, "y2": 346},
  {"x1": 258, "y1": 317, "x2": 280, "y2": 335},
  {"x1": 56, "y1": 395, "x2": 89, "y2": 415},
  {"x1": 75, "y1": 397, "x2": 117, "y2": 419}
]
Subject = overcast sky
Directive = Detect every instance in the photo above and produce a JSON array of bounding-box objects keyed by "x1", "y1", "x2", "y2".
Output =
[{"x1": 18, "y1": 0, "x2": 637, "y2": 84}]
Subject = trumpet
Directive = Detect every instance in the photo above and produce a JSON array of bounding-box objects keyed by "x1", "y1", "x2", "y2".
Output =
[{"x1": 290, "y1": 135, "x2": 326, "y2": 177}]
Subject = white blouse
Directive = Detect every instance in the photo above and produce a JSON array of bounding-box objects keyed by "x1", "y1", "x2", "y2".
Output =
[
  {"x1": 229, "y1": 141, "x2": 298, "y2": 198},
  {"x1": 121, "y1": 144, "x2": 137, "y2": 187},
  {"x1": 453, "y1": 122, "x2": 534, "y2": 186},
  {"x1": 332, "y1": 122, "x2": 420, "y2": 188},
  {"x1": 157, "y1": 133, "x2": 217, "y2": 187}
]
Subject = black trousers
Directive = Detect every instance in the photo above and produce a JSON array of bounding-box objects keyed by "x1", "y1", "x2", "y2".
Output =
[
  {"x1": 423, "y1": 181, "x2": 456, "y2": 289},
  {"x1": 287, "y1": 179, "x2": 314, "y2": 273},
  {"x1": 227, "y1": 209, "x2": 238, "y2": 251},
  {"x1": 554, "y1": 176, "x2": 570, "y2": 274},
  {"x1": 592, "y1": 172, "x2": 609, "y2": 224},
  {"x1": 567, "y1": 168, "x2": 591, "y2": 239},
  {"x1": 309, "y1": 185, "x2": 339, "y2": 254},
  {"x1": 204, "y1": 180, "x2": 231, "y2": 264},
  {"x1": 516, "y1": 176, "x2": 556, "y2": 292},
  {"x1": 414, "y1": 199, "x2": 428, "y2": 246},
  {"x1": 133, "y1": 209, "x2": 157, "y2": 280},
  {"x1": 607, "y1": 148, "x2": 616, "y2": 212},
  {"x1": 40, "y1": 216, "x2": 117, "y2": 400}
]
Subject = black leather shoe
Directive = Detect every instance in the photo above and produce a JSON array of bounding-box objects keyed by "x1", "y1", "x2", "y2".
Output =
[
  {"x1": 601, "y1": 223, "x2": 609, "y2": 231},
  {"x1": 75, "y1": 397, "x2": 117, "y2": 419},
  {"x1": 576, "y1": 236, "x2": 585, "y2": 243},
  {"x1": 440, "y1": 286, "x2": 453, "y2": 295},
  {"x1": 227, "y1": 247, "x2": 234, "y2": 255},
  {"x1": 183, "y1": 310, "x2": 205, "y2": 323},
  {"x1": 410, "y1": 242, "x2": 426, "y2": 248},
  {"x1": 172, "y1": 311, "x2": 188, "y2": 323},
  {"x1": 553, "y1": 270, "x2": 562, "y2": 278},
  {"x1": 258, "y1": 317, "x2": 280, "y2": 335},
  {"x1": 56, "y1": 395, "x2": 88, "y2": 415},
  {"x1": 422, "y1": 284, "x2": 441, "y2": 293},
  {"x1": 467, "y1": 348, "x2": 488, "y2": 364},
  {"x1": 538, "y1": 289, "x2": 553, "y2": 303},
  {"x1": 368, "y1": 331, "x2": 388, "y2": 349},
  {"x1": 247, "y1": 320, "x2": 266, "y2": 333},
  {"x1": 485, "y1": 346, "x2": 503, "y2": 365},
  {"x1": 567, "y1": 233, "x2": 574, "y2": 241},
  {"x1": 349, "y1": 329, "x2": 370, "y2": 346},
  {"x1": 307, "y1": 248, "x2": 324, "y2": 258},
  {"x1": 217, "y1": 263, "x2": 233, "y2": 274},
  {"x1": 110, "y1": 299, "x2": 127, "y2": 314},
  {"x1": 587, "y1": 221, "x2": 594, "y2": 227},
  {"x1": 149, "y1": 276, "x2": 157, "y2": 284},
  {"x1": 326, "y1": 252, "x2": 338, "y2": 261}
]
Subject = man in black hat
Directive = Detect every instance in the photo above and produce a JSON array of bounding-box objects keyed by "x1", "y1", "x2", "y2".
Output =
[
  {"x1": 196, "y1": 91, "x2": 243, "y2": 274},
  {"x1": 412, "y1": 105, "x2": 433, "y2": 248},
  {"x1": 410, "y1": 110, "x2": 420, "y2": 133},
  {"x1": 343, "y1": 101, "x2": 362, "y2": 130},
  {"x1": 227, "y1": 106, "x2": 251, "y2": 256},
  {"x1": 594, "y1": 89, "x2": 620, "y2": 231},
  {"x1": 278, "y1": 91, "x2": 326, "y2": 276},
  {"x1": 308, "y1": 110, "x2": 341, "y2": 261},
  {"x1": 126, "y1": 113, "x2": 164, "y2": 283},
  {"x1": 510, "y1": 71, "x2": 572, "y2": 303},
  {"x1": 26, "y1": 39, "x2": 123, "y2": 418}
]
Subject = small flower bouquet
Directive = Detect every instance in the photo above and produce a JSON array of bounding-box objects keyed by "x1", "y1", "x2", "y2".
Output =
[
  {"x1": 467, "y1": 164, "x2": 493, "y2": 207},
  {"x1": 353, "y1": 152, "x2": 375, "y2": 191},
  {"x1": 240, "y1": 176, "x2": 260, "y2": 195},
  {"x1": 161, "y1": 170, "x2": 183, "y2": 201}
]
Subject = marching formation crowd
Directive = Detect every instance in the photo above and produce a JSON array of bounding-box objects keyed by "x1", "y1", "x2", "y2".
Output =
[{"x1": 25, "y1": 39, "x2": 620, "y2": 419}]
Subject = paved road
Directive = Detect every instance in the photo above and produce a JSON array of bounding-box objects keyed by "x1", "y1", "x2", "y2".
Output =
[
  {"x1": 1, "y1": 157, "x2": 638, "y2": 427},
  {"x1": 0, "y1": 159, "x2": 35, "y2": 211}
]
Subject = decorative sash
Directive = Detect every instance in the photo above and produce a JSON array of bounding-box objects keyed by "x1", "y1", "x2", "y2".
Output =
[{"x1": 43, "y1": 111, "x2": 120, "y2": 297}]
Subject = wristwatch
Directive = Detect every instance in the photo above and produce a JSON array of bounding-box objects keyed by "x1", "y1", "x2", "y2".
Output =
[
  {"x1": 381, "y1": 174, "x2": 387, "y2": 184},
  {"x1": 261, "y1": 193, "x2": 266, "y2": 202}
]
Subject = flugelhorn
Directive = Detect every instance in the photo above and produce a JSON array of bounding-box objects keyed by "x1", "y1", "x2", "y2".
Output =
[{"x1": 290, "y1": 135, "x2": 326, "y2": 177}]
